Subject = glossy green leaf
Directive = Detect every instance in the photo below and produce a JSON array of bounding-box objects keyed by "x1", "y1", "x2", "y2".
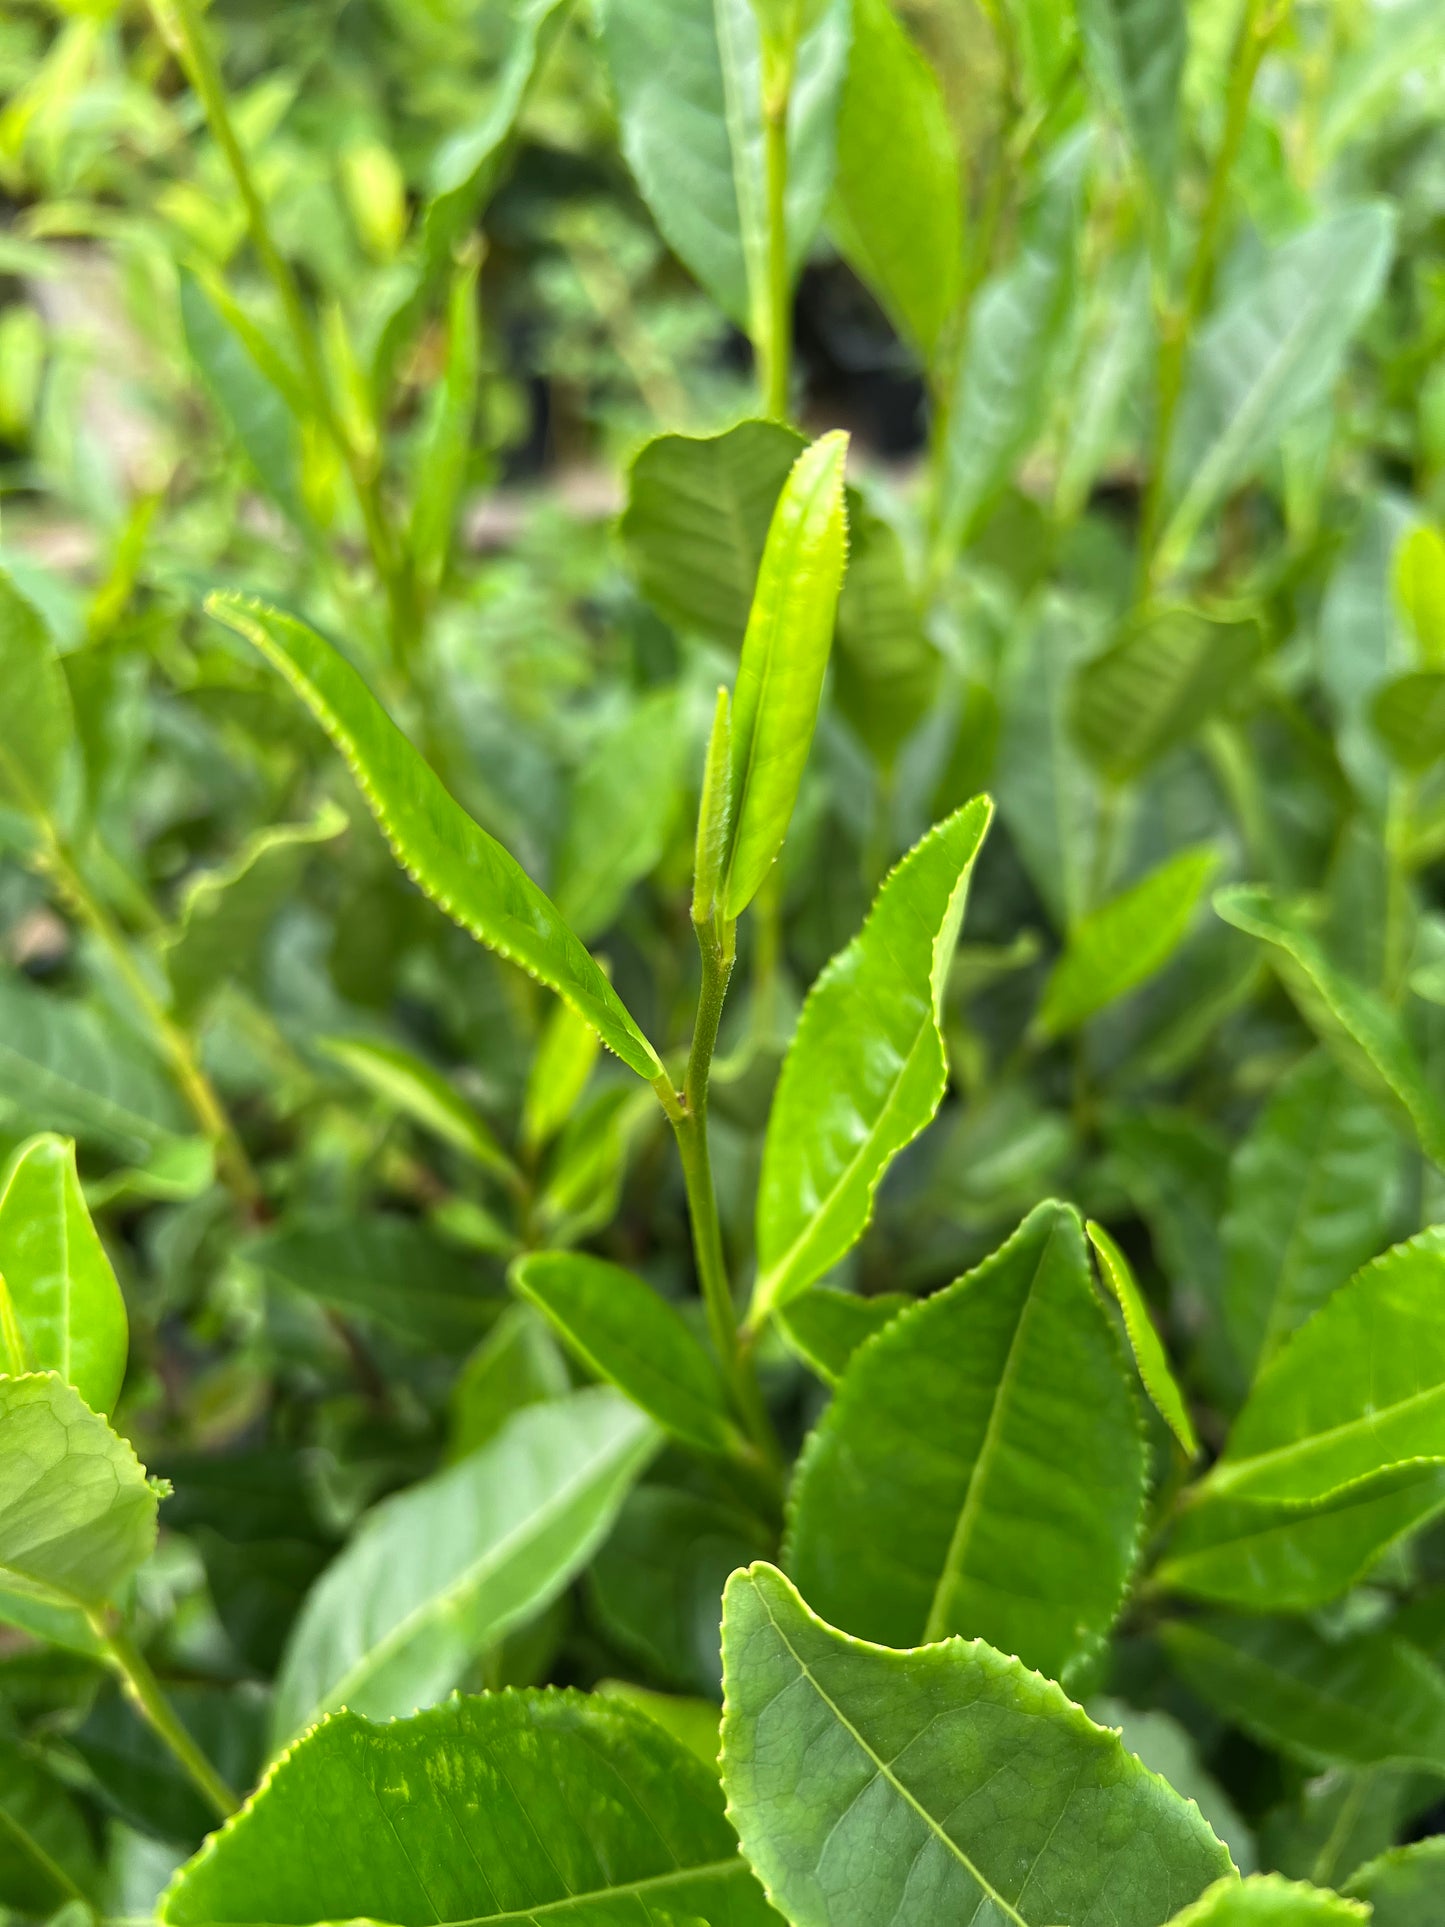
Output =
[
  {"x1": 0, "y1": 1133, "x2": 127, "y2": 1414},
  {"x1": 1087, "y1": 1219, "x2": 1198, "y2": 1455},
  {"x1": 1221, "y1": 1053, "x2": 1397, "y2": 1383},
  {"x1": 0, "y1": 1372, "x2": 160, "y2": 1610},
  {"x1": 786, "y1": 1201, "x2": 1147, "y2": 1679},
  {"x1": 829, "y1": 0, "x2": 961, "y2": 364},
  {"x1": 1078, "y1": 0, "x2": 1186, "y2": 191},
  {"x1": 1037, "y1": 846, "x2": 1219, "y2": 1038},
  {"x1": 1345, "y1": 1838, "x2": 1445, "y2": 1926},
  {"x1": 1163, "y1": 1877, "x2": 1367, "y2": 1926},
  {"x1": 774, "y1": 1287, "x2": 909, "y2": 1386},
  {"x1": 0, "y1": 569, "x2": 70, "y2": 823},
  {"x1": 554, "y1": 687, "x2": 685, "y2": 940},
  {"x1": 179, "y1": 270, "x2": 309, "y2": 531},
  {"x1": 1396, "y1": 524, "x2": 1445, "y2": 666},
  {"x1": 0, "y1": 1738, "x2": 96, "y2": 1914},
  {"x1": 1161, "y1": 1615, "x2": 1445, "y2": 1775},
  {"x1": 522, "y1": 996, "x2": 602, "y2": 1155},
  {"x1": 207, "y1": 594, "x2": 665, "y2": 1082},
  {"x1": 1216, "y1": 886, "x2": 1445, "y2": 1167},
  {"x1": 1071, "y1": 607, "x2": 1264, "y2": 782},
  {"x1": 1371, "y1": 669, "x2": 1445, "y2": 770},
  {"x1": 512, "y1": 1251, "x2": 737, "y2": 1456},
  {"x1": 752, "y1": 797, "x2": 992, "y2": 1320},
  {"x1": 319, "y1": 1033, "x2": 517, "y2": 1181},
  {"x1": 166, "y1": 1690, "x2": 774, "y2": 1927},
  {"x1": 722, "y1": 431, "x2": 849, "y2": 919},
  {"x1": 721, "y1": 1563, "x2": 1233, "y2": 1927},
  {"x1": 270, "y1": 1387, "x2": 657, "y2": 1744}
]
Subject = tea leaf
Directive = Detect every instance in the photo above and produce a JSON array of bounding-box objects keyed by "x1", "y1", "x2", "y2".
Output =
[
  {"x1": 408, "y1": 246, "x2": 480, "y2": 594},
  {"x1": 1087, "y1": 1219, "x2": 1198, "y2": 1455},
  {"x1": 720, "y1": 1563, "x2": 1232, "y2": 1927},
  {"x1": 522, "y1": 999, "x2": 602, "y2": 1155},
  {"x1": 1036, "y1": 846, "x2": 1219, "y2": 1038},
  {"x1": 1163, "y1": 1877, "x2": 1368, "y2": 1925},
  {"x1": 692, "y1": 685, "x2": 734, "y2": 925},
  {"x1": 179, "y1": 270, "x2": 309, "y2": 532},
  {"x1": 0, "y1": 569, "x2": 71, "y2": 823},
  {"x1": 1345, "y1": 1838, "x2": 1445, "y2": 1926},
  {"x1": 319, "y1": 1033, "x2": 518, "y2": 1181},
  {"x1": 751, "y1": 797, "x2": 991, "y2": 1320},
  {"x1": 774, "y1": 1287, "x2": 909, "y2": 1385},
  {"x1": 1078, "y1": 0, "x2": 1186, "y2": 192},
  {"x1": 1396, "y1": 524, "x2": 1445, "y2": 666},
  {"x1": 786, "y1": 1201, "x2": 1147, "y2": 1678},
  {"x1": 832, "y1": 507, "x2": 940, "y2": 772},
  {"x1": 0, "y1": 1740, "x2": 95, "y2": 1914},
  {"x1": 1071, "y1": 607, "x2": 1264, "y2": 782},
  {"x1": 270, "y1": 1387, "x2": 657, "y2": 1743},
  {"x1": 0, "y1": 1133, "x2": 127, "y2": 1415},
  {"x1": 512, "y1": 1251, "x2": 738, "y2": 1456},
  {"x1": 449, "y1": 1304, "x2": 570, "y2": 1461},
  {"x1": 554, "y1": 687, "x2": 685, "y2": 940},
  {"x1": 207, "y1": 594, "x2": 666, "y2": 1082},
  {"x1": 721, "y1": 431, "x2": 849, "y2": 918},
  {"x1": 1370, "y1": 669, "x2": 1445, "y2": 770}
]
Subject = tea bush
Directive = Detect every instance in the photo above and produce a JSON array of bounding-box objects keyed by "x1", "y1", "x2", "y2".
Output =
[{"x1": 2, "y1": 0, "x2": 1445, "y2": 1922}]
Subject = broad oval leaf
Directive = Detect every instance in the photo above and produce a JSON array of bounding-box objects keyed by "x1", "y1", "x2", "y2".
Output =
[
  {"x1": 512, "y1": 1251, "x2": 738, "y2": 1456},
  {"x1": 163, "y1": 1691, "x2": 778, "y2": 1927},
  {"x1": 1164, "y1": 1877, "x2": 1367, "y2": 1926},
  {"x1": 270, "y1": 1386, "x2": 657, "y2": 1745},
  {"x1": 206, "y1": 594, "x2": 665, "y2": 1082},
  {"x1": 720, "y1": 1563, "x2": 1233, "y2": 1927},
  {"x1": 1071, "y1": 607, "x2": 1264, "y2": 782},
  {"x1": 1078, "y1": 0, "x2": 1186, "y2": 192},
  {"x1": 0, "y1": 1134, "x2": 127, "y2": 1414},
  {"x1": 0, "y1": 569, "x2": 71, "y2": 824},
  {"x1": 786, "y1": 1201, "x2": 1147, "y2": 1680},
  {"x1": 319, "y1": 1033, "x2": 518, "y2": 1181},
  {"x1": 722, "y1": 431, "x2": 850, "y2": 919},
  {"x1": 1087, "y1": 1219, "x2": 1198, "y2": 1455},
  {"x1": 1345, "y1": 1838, "x2": 1445, "y2": 1926},
  {"x1": 751, "y1": 796, "x2": 992, "y2": 1320}
]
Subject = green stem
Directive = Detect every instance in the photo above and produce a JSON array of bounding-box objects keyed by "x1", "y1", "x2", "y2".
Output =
[
  {"x1": 759, "y1": 39, "x2": 795, "y2": 421},
  {"x1": 88, "y1": 1612, "x2": 238, "y2": 1821}
]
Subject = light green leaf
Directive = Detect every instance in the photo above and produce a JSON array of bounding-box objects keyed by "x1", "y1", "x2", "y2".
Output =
[
  {"x1": 270, "y1": 1387, "x2": 658, "y2": 1744},
  {"x1": 786, "y1": 1201, "x2": 1147, "y2": 1679},
  {"x1": 0, "y1": 1134, "x2": 127, "y2": 1415},
  {"x1": 751, "y1": 797, "x2": 992, "y2": 1320},
  {"x1": 774, "y1": 1287, "x2": 909, "y2": 1386},
  {"x1": 1071, "y1": 607, "x2": 1264, "y2": 782},
  {"x1": 1371, "y1": 670, "x2": 1445, "y2": 770},
  {"x1": 206, "y1": 594, "x2": 665, "y2": 1082},
  {"x1": 408, "y1": 246, "x2": 481, "y2": 593},
  {"x1": 1222, "y1": 1052, "x2": 1398, "y2": 1383},
  {"x1": 0, "y1": 1738, "x2": 96, "y2": 1915},
  {"x1": 1396, "y1": 524, "x2": 1445, "y2": 667},
  {"x1": 722, "y1": 431, "x2": 849, "y2": 919},
  {"x1": 693, "y1": 685, "x2": 734, "y2": 925},
  {"x1": 1163, "y1": 1876, "x2": 1367, "y2": 1926},
  {"x1": 554, "y1": 688, "x2": 685, "y2": 940},
  {"x1": 163, "y1": 805, "x2": 345, "y2": 1017},
  {"x1": 164, "y1": 1693, "x2": 775, "y2": 1927},
  {"x1": 1087, "y1": 1219, "x2": 1198, "y2": 1455},
  {"x1": 1161, "y1": 1615, "x2": 1445, "y2": 1776},
  {"x1": 512, "y1": 1251, "x2": 737, "y2": 1456},
  {"x1": 0, "y1": 569, "x2": 71, "y2": 828},
  {"x1": 720, "y1": 1562, "x2": 1233, "y2": 1927},
  {"x1": 1078, "y1": 0, "x2": 1186, "y2": 192},
  {"x1": 1215, "y1": 885, "x2": 1445, "y2": 1167},
  {"x1": 596, "y1": 0, "x2": 849, "y2": 332},
  {"x1": 178, "y1": 270, "x2": 309, "y2": 531},
  {"x1": 1037, "y1": 846, "x2": 1219, "y2": 1038},
  {"x1": 831, "y1": 506, "x2": 940, "y2": 772},
  {"x1": 449, "y1": 1303, "x2": 570, "y2": 1462},
  {"x1": 522, "y1": 997, "x2": 602, "y2": 1155},
  {"x1": 319, "y1": 1033, "x2": 518, "y2": 1181},
  {"x1": 1345, "y1": 1838, "x2": 1445, "y2": 1926},
  {"x1": 829, "y1": 0, "x2": 961, "y2": 365},
  {"x1": 1316, "y1": 0, "x2": 1445, "y2": 163},
  {"x1": 0, "y1": 1372, "x2": 160, "y2": 1610},
  {"x1": 1160, "y1": 206, "x2": 1396, "y2": 574}
]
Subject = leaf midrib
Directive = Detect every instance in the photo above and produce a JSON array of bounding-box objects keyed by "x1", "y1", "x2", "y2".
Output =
[{"x1": 1208, "y1": 1377, "x2": 1445, "y2": 1498}]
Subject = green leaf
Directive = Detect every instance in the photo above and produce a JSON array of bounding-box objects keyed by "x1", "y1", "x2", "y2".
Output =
[
  {"x1": 722, "y1": 431, "x2": 850, "y2": 919},
  {"x1": 1087, "y1": 1219, "x2": 1198, "y2": 1455},
  {"x1": 163, "y1": 805, "x2": 345, "y2": 1017},
  {"x1": 1215, "y1": 886, "x2": 1445, "y2": 1167},
  {"x1": 1036, "y1": 846, "x2": 1219, "y2": 1038},
  {"x1": 0, "y1": 1134, "x2": 127, "y2": 1415},
  {"x1": 831, "y1": 506, "x2": 940, "y2": 772},
  {"x1": 178, "y1": 270, "x2": 309, "y2": 531},
  {"x1": 554, "y1": 688, "x2": 685, "y2": 940},
  {"x1": 720, "y1": 1562, "x2": 1233, "y2": 1927},
  {"x1": 1315, "y1": 0, "x2": 1445, "y2": 164},
  {"x1": 163, "y1": 1691, "x2": 777, "y2": 1927},
  {"x1": 1371, "y1": 670, "x2": 1445, "y2": 770},
  {"x1": 774, "y1": 1287, "x2": 910, "y2": 1386},
  {"x1": 1221, "y1": 1052, "x2": 1398, "y2": 1383},
  {"x1": 270, "y1": 1387, "x2": 657, "y2": 1744},
  {"x1": 512, "y1": 1251, "x2": 738, "y2": 1456},
  {"x1": 408, "y1": 246, "x2": 481, "y2": 593},
  {"x1": 1088, "y1": 1697, "x2": 1256, "y2": 1873},
  {"x1": 1345, "y1": 1838, "x2": 1445, "y2": 1926},
  {"x1": 692, "y1": 685, "x2": 734, "y2": 925},
  {"x1": 1077, "y1": 0, "x2": 1186, "y2": 192},
  {"x1": 206, "y1": 594, "x2": 665, "y2": 1082},
  {"x1": 0, "y1": 1737, "x2": 96, "y2": 1914},
  {"x1": 449, "y1": 1304, "x2": 570, "y2": 1462},
  {"x1": 0, "y1": 1372, "x2": 160, "y2": 1610},
  {"x1": 1071, "y1": 607, "x2": 1264, "y2": 782},
  {"x1": 319, "y1": 1033, "x2": 518, "y2": 1182},
  {"x1": 1159, "y1": 205, "x2": 1396, "y2": 573},
  {"x1": 786, "y1": 1201, "x2": 1147, "y2": 1679},
  {"x1": 751, "y1": 797, "x2": 992, "y2": 1320},
  {"x1": 1162, "y1": 1876, "x2": 1367, "y2": 1926},
  {"x1": 1161, "y1": 1615, "x2": 1445, "y2": 1776},
  {"x1": 595, "y1": 1681, "x2": 721, "y2": 1766},
  {"x1": 1396, "y1": 524, "x2": 1445, "y2": 667},
  {"x1": 596, "y1": 0, "x2": 849, "y2": 332},
  {"x1": 0, "y1": 569, "x2": 71, "y2": 823},
  {"x1": 829, "y1": 0, "x2": 961, "y2": 365},
  {"x1": 522, "y1": 997, "x2": 603, "y2": 1155}
]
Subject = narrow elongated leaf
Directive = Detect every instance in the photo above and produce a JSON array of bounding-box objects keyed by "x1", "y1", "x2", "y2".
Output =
[
  {"x1": 206, "y1": 595, "x2": 665, "y2": 1081},
  {"x1": 1037, "y1": 846, "x2": 1219, "y2": 1037},
  {"x1": 179, "y1": 271, "x2": 308, "y2": 531},
  {"x1": 1345, "y1": 1838, "x2": 1445, "y2": 1926},
  {"x1": 1078, "y1": 0, "x2": 1186, "y2": 192},
  {"x1": 1164, "y1": 1877, "x2": 1367, "y2": 1926},
  {"x1": 512, "y1": 1252, "x2": 737, "y2": 1456},
  {"x1": 1162, "y1": 1616, "x2": 1445, "y2": 1775},
  {"x1": 408, "y1": 246, "x2": 481, "y2": 593},
  {"x1": 163, "y1": 1691, "x2": 777, "y2": 1927},
  {"x1": 270, "y1": 1387, "x2": 657, "y2": 1744},
  {"x1": 522, "y1": 998, "x2": 602, "y2": 1155},
  {"x1": 320, "y1": 1034, "x2": 517, "y2": 1180},
  {"x1": 1071, "y1": 607, "x2": 1264, "y2": 782},
  {"x1": 774, "y1": 1287, "x2": 909, "y2": 1385},
  {"x1": 721, "y1": 1563, "x2": 1233, "y2": 1927},
  {"x1": 786, "y1": 1201, "x2": 1147, "y2": 1679},
  {"x1": 829, "y1": 0, "x2": 961, "y2": 364},
  {"x1": 752, "y1": 797, "x2": 991, "y2": 1319},
  {"x1": 1216, "y1": 885, "x2": 1445, "y2": 1167},
  {"x1": 0, "y1": 1373, "x2": 159, "y2": 1609},
  {"x1": 0, "y1": 569, "x2": 70, "y2": 822},
  {"x1": 0, "y1": 1740, "x2": 95, "y2": 1914},
  {"x1": 0, "y1": 1134, "x2": 127, "y2": 1414},
  {"x1": 722, "y1": 432, "x2": 849, "y2": 918},
  {"x1": 1088, "y1": 1220, "x2": 1198, "y2": 1454},
  {"x1": 1222, "y1": 1053, "x2": 1397, "y2": 1382}
]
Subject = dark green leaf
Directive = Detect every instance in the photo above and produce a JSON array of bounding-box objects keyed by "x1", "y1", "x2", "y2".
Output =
[{"x1": 1071, "y1": 607, "x2": 1264, "y2": 782}]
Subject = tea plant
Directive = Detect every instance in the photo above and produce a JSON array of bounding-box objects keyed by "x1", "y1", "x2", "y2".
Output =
[{"x1": 3, "y1": 0, "x2": 1445, "y2": 1923}]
